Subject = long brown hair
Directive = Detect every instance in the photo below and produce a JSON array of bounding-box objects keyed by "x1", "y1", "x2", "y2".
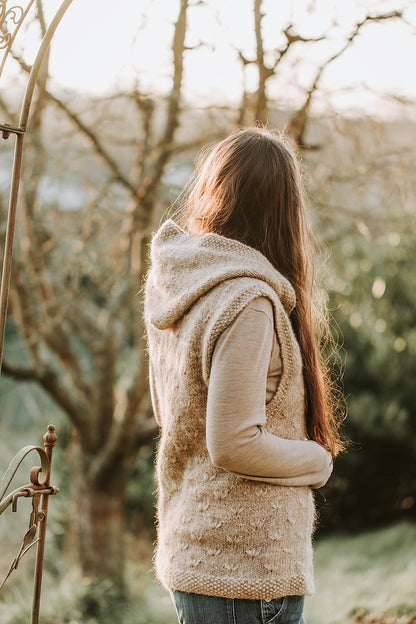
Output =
[{"x1": 179, "y1": 127, "x2": 344, "y2": 457}]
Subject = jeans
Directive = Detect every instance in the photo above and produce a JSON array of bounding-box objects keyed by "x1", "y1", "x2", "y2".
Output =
[{"x1": 171, "y1": 590, "x2": 306, "y2": 624}]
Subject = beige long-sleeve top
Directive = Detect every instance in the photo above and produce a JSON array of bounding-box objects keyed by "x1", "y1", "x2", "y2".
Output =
[{"x1": 206, "y1": 297, "x2": 332, "y2": 488}]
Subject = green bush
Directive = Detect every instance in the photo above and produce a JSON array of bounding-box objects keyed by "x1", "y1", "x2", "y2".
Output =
[{"x1": 318, "y1": 227, "x2": 416, "y2": 532}]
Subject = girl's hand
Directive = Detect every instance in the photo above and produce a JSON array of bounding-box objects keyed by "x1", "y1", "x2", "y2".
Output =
[{"x1": 310, "y1": 446, "x2": 333, "y2": 488}]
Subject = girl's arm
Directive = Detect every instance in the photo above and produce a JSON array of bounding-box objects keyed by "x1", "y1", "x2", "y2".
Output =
[{"x1": 206, "y1": 297, "x2": 333, "y2": 488}]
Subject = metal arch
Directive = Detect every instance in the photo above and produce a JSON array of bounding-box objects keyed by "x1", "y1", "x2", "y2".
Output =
[
  {"x1": 0, "y1": 0, "x2": 75, "y2": 370},
  {"x1": 0, "y1": 445, "x2": 50, "y2": 502},
  {"x1": 0, "y1": 3, "x2": 75, "y2": 622}
]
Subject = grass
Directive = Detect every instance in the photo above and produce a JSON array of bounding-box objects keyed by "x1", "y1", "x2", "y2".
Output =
[
  {"x1": 304, "y1": 522, "x2": 416, "y2": 624},
  {"x1": 137, "y1": 522, "x2": 416, "y2": 624},
  {"x1": 1, "y1": 433, "x2": 415, "y2": 624}
]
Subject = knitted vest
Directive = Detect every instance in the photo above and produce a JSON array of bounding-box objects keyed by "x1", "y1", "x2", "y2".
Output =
[{"x1": 144, "y1": 221, "x2": 315, "y2": 601}]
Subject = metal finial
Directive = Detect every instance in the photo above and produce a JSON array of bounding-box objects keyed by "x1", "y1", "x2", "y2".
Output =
[{"x1": 43, "y1": 424, "x2": 57, "y2": 447}]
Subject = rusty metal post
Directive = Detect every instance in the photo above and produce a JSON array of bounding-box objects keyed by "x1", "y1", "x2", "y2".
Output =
[
  {"x1": 0, "y1": 0, "x2": 75, "y2": 371},
  {"x1": 0, "y1": 128, "x2": 25, "y2": 363},
  {"x1": 0, "y1": 3, "x2": 75, "y2": 620},
  {"x1": 30, "y1": 424, "x2": 57, "y2": 624},
  {"x1": 0, "y1": 425, "x2": 59, "y2": 607}
]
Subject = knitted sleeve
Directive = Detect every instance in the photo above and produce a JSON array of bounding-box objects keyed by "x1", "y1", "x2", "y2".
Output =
[{"x1": 206, "y1": 297, "x2": 333, "y2": 488}]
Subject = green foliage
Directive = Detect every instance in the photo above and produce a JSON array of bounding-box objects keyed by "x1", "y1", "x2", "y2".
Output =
[{"x1": 318, "y1": 217, "x2": 416, "y2": 531}]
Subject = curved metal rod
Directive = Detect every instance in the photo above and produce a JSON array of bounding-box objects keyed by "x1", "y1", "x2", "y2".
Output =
[
  {"x1": 0, "y1": 0, "x2": 75, "y2": 371},
  {"x1": 0, "y1": 425, "x2": 58, "y2": 624},
  {"x1": 0, "y1": 0, "x2": 37, "y2": 79},
  {"x1": 20, "y1": 0, "x2": 75, "y2": 130},
  {"x1": 0, "y1": 484, "x2": 58, "y2": 516},
  {"x1": 0, "y1": 445, "x2": 49, "y2": 502},
  {"x1": 0, "y1": 485, "x2": 32, "y2": 515}
]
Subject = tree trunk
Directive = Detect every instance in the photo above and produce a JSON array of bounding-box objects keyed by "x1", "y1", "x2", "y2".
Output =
[{"x1": 71, "y1": 445, "x2": 128, "y2": 587}]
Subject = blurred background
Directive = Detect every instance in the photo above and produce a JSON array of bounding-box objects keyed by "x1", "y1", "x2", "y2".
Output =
[{"x1": 0, "y1": 1, "x2": 415, "y2": 623}]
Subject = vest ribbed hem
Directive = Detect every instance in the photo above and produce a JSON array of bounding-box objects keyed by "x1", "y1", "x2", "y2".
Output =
[{"x1": 160, "y1": 570, "x2": 315, "y2": 601}]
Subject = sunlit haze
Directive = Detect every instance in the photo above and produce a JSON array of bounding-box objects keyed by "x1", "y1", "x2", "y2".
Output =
[{"x1": 3, "y1": 0, "x2": 416, "y2": 113}]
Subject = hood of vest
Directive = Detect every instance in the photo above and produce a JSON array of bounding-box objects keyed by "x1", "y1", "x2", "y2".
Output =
[{"x1": 145, "y1": 219, "x2": 296, "y2": 330}]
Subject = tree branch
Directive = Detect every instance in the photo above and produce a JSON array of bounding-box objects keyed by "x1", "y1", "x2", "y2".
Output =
[
  {"x1": 287, "y1": 10, "x2": 403, "y2": 145},
  {"x1": 9, "y1": 50, "x2": 138, "y2": 200},
  {"x1": 254, "y1": 0, "x2": 268, "y2": 123},
  {"x1": 132, "y1": 0, "x2": 189, "y2": 227},
  {"x1": 2, "y1": 361, "x2": 37, "y2": 380},
  {"x1": 2, "y1": 358, "x2": 91, "y2": 441},
  {"x1": 47, "y1": 91, "x2": 138, "y2": 198}
]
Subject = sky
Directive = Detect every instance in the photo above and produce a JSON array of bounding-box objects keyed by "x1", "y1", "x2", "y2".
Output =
[{"x1": 2, "y1": 0, "x2": 416, "y2": 114}]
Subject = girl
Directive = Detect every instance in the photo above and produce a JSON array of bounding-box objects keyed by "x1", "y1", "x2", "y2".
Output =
[{"x1": 144, "y1": 127, "x2": 344, "y2": 624}]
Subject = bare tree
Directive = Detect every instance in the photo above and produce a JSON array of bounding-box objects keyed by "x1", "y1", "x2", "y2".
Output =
[
  {"x1": 1, "y1": 0, "x2": 191, "y2": 587},
  {"x1": 238, "y1": 0, "x2": 403, "y2": 147}
]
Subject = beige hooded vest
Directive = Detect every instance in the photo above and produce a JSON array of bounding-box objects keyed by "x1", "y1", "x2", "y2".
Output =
[{"x1": 144, "y1": 220, "x2": 315, "y2": 601}]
